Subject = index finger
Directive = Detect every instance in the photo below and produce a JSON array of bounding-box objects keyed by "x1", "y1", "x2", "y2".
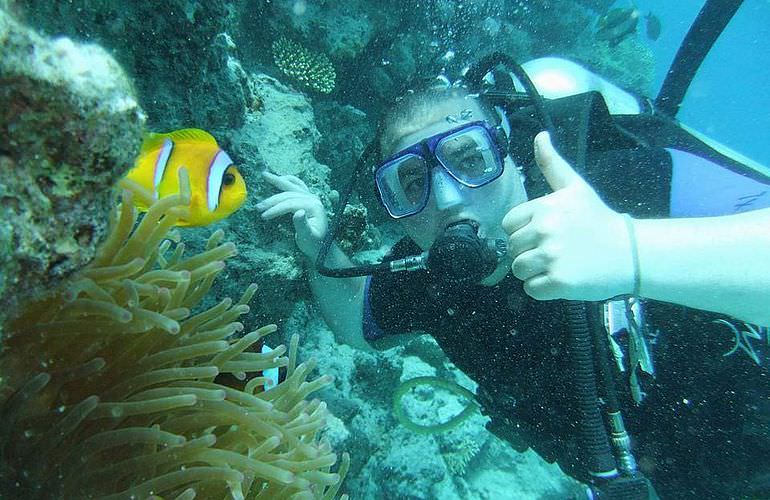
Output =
[{"x1": 502, "y1": 200, "x2": 535, "y2": 234}]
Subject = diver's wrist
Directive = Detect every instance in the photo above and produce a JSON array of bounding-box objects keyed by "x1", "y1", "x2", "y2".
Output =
[
  {"x1": 622, "y1": 214, "x2": 641, "y2": 296},
  {"x1": 306, "y1": 241, "x2": 350, "y2": 270}
]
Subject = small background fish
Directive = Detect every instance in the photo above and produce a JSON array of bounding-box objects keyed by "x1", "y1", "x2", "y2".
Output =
[
  {"x1": 596, "y1": 7, "x2": 661, "y2": 46},
  {"x1": 646, "y1": 12, "x2": 661, "y2": 41},
  {"x1": 213, "y1": 340, "x2": 285, "y2": 392},
  {"x1": 125, "y1": 128, "x2": 247, "y2": 226}
]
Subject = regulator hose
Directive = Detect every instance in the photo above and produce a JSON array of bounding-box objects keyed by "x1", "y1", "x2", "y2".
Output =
[
  {"x1": 393, "y1": 376, "x2": 480, "y2": 434},
  {"x1": 567, "y1": 301, "x2": 619, "y2": 481}
]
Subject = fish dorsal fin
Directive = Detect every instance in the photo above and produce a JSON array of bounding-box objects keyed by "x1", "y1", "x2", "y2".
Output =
[
  {"x1": 165, "y1": 128, "x2": 219, "y2": 145},
  {"x1": 138, "y1": 133, "x2": 171, "y2": 156},
  {"x1": 139, "y1": 128, "x2": 218, "y2": 155}
]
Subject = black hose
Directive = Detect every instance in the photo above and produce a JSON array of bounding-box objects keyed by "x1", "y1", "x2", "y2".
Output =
[
  {"x1": 654, "y1": 0, "x2": 744, "y2": 117},
  {"x1": 567, "y1": 301, "x2": 619, "y2": 480},
  {"x1": 465, "y1": 54, "x2": 623, "y2": 484},
  {"x1": 589, "y1": 303, "x2": 622, "y2": 413},
  {"x1": 315, "y1": 143, "x2": 392, "y2": 278},
  {"x1": 464, "y1": 52, "x2": 555, "y2": 135}
]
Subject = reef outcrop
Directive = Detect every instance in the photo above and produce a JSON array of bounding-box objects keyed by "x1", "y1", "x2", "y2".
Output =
[{"x1": 0, "y1": 8, "x2": 144, "y2": 333}]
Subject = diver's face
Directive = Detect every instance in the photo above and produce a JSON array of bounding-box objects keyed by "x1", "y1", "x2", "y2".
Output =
[{"x1": 385, "y1": 98, "x2": 528, "y2": 281}]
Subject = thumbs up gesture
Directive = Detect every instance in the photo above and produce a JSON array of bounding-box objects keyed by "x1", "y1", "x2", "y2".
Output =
[{"x1": 502, "y1": 132, "x2": 635, "y2": 301}]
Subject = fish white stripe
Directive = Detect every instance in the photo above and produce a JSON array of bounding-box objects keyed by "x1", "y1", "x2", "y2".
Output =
[
  {"x1": 153, "y1": 138, "x2": 174, "y2": 199},
  {"x1": 207, "y1": 149, "x2": 233, "y2": 211},
  {"x1": 261, "y1": 344, "x2": 280, "y2": 389}
]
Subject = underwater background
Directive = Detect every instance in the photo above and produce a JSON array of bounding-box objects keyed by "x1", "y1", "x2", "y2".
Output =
[
  {"x1": 0, "y1": 0, "x2": 768, "y2": 498},
  {"x1": 639, "y1": 0, "x2": 770, "y2": 166}
]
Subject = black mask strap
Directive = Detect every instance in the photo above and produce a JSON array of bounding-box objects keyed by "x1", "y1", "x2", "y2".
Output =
[{"x1": 315, "y1": 142, "x2": 394, "y2": 278}]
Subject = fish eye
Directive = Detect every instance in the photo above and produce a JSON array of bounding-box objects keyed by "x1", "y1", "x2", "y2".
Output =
[{"x1": 223, "y1": 172, "x2": 236, "y2": 186}]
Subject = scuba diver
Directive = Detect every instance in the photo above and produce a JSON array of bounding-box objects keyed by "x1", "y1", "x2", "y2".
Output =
[{"x1": 257, "y1": 4, "x2": 770, "y2": 498}]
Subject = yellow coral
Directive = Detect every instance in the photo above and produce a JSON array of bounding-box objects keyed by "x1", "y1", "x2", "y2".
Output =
[{"x1": 0, "y1": 172, "x2": 348, "y2": 498}]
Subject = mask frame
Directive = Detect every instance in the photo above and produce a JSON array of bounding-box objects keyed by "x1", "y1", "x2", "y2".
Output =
[{"x1": 374, "y1": 120, "x2": 508, "y2": 219}]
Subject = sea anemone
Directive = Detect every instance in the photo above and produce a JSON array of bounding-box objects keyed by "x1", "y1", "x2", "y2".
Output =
[{"x1": 0, "y1": 171, "x2": 348, "y2": 499}]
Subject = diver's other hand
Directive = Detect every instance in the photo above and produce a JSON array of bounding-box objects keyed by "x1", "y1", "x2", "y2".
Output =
[
  {"x1": 502, "y1": 131, "x2": 634, "y2": 301},
  {"x1": 257, "y1": 172, "x2": 328, "y2": 260}
]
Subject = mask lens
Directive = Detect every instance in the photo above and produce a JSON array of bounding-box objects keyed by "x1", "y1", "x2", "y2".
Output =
[
  {"x1": 375, "y1": 153, "x2": 429, "y2": 217},
  {"x1": 435, "y1": 126, "x2": 502, "y2": 186}
]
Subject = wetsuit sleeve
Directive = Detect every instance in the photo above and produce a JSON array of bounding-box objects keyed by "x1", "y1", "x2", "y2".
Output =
[{"x1": 362, "y1": 239, "x2": 433, "y2": 341}]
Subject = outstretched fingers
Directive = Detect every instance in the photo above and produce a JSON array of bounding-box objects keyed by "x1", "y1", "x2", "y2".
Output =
[
  {"x1": 257, "y1": 171, "x2": 329, "y2": 260},
  {"x1": 262, "y1": 171, "x2": 311, "y2": 193},
  {"x1": 259, "y1": 192, "x2": 319, "y2": 220}
]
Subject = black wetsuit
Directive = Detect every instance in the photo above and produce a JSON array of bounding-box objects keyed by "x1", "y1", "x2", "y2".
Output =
[{"x1": 363, "y1": 148, "x2": 770, "y2": 499}]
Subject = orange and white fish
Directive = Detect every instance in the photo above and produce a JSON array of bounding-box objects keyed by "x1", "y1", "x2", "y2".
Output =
[
  {"x1": 125, "y1": 128, "x2": 247, "y2": 226},
  {"x1": 213, "y1": 341, "x2": 283, "y2": 392}
]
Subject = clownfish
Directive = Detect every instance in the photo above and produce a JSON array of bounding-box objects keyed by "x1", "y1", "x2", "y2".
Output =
[
  {"x1": 259, "y1": 344, "x2": 281, "y2": 390},
  {"x1": 213, "y1": 341, "x2": 284, "y2": 392},
  {"x1": 125, "y1": 128, "x2": 247, "y2": 226}
]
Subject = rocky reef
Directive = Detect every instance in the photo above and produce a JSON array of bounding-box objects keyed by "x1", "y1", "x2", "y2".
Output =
[
  {"x1": 0, "y1": 8, "x2": 144, "y2": 333},
  {"x1": 16, "y1": 0, "x2": 250, "y2": 132}
]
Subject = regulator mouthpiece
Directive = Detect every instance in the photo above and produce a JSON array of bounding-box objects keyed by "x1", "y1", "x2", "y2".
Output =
[{"x1": 427, "y1": 221, "x2": 506, "y2": 286}]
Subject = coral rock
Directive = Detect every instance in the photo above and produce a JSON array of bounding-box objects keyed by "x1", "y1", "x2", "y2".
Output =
[{"x1": 0, "y1": 9, "x2": 145, "y2": 331}]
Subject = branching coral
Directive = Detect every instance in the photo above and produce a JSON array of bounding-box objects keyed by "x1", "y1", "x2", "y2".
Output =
[
  {"x1": 0, "y1": 173, "x2": 349, "y2": 499},
  {"x1": 272, "y1": 37, "x2": 336, "y2": 94},
  {"x1": 442, "y1": 439, "x2": 481, "y2": 476}
]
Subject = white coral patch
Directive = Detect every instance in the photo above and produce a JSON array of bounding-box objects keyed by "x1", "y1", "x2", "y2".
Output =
[{"x1": 36, "y1": 36, "x2": 137, "y2": 113}]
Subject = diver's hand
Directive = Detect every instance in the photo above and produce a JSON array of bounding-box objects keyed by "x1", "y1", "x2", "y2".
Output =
[
  {"x1": 257, "y1": 172, "x2": 328, "y2": 261},
  {"x1": 502, "y1": 132, "x2": 634, "y2": 301}
]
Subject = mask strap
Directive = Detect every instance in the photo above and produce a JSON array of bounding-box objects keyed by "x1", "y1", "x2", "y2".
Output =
[
  {"x1": 315, "y1": 142, "x2": 393, "y2": 278},
  {"x1": 495, "y1": 105, "x2": 512, "y2": 138}
]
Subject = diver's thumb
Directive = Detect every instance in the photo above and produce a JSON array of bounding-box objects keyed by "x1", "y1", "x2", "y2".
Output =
[{"x1": 534, "y1": 131, "x2": 585, "y2": 191}]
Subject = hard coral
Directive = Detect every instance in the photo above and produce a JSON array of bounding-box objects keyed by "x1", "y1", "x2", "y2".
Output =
[
  {"x1": 272, "y1": 37, "x2": 336, "y2": 95},
  {"x1": 0, "y1": 174, "x2": 348, "y2": 499}
]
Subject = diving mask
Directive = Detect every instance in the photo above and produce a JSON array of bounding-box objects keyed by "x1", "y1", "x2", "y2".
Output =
[{"x1": 374, "y1": 120, "x2": 508, "y2": 218}]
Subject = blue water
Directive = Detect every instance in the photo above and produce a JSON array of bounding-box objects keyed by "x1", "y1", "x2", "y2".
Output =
[{"x1": 632, "y1": 0, "x2": 770, "y2": 165}]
